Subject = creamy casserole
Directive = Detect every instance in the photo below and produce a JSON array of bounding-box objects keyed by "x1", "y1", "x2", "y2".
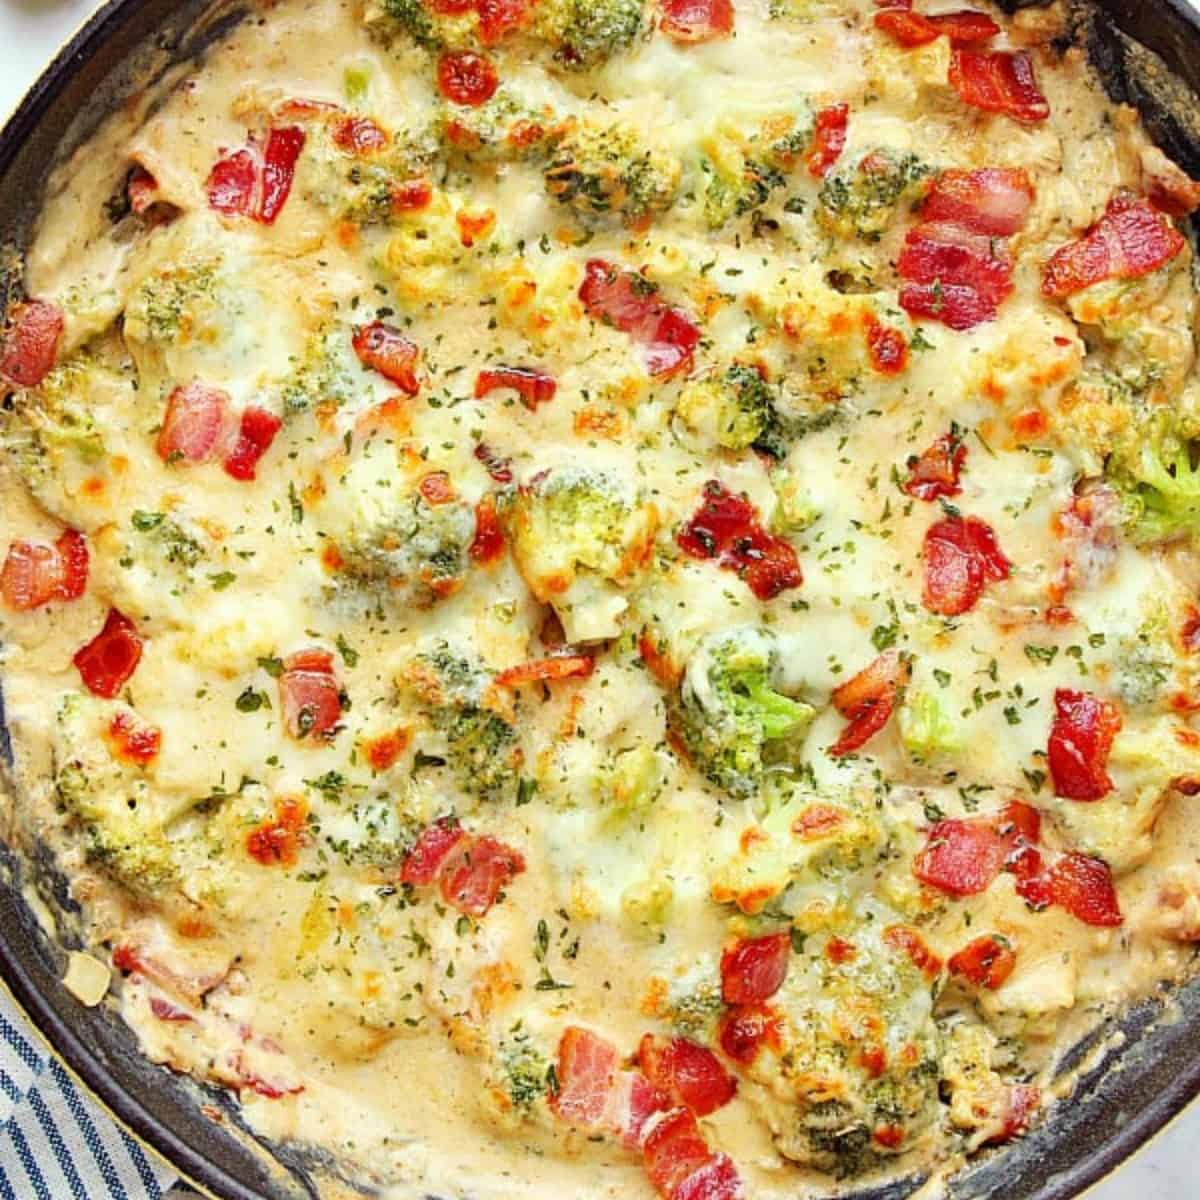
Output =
[{"x1": 3, "y1": 1, "x2": 1200, "y2": 1196}]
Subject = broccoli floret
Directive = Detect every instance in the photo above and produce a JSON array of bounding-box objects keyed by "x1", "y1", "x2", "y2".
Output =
[
  {"x1": 376, "y1": 0, "x2": 443, "y2": 47},
  {"x1": 770, "y1": 468, "x2": 821, "y2": 534},
  {"x1": 599, "y1": 742, "x2": 665, "y2": 821},
  {"x1": 675, "y1": 364, "x2": 785, "y2": 454},
  {"x1": 673, "y1": 627, "x2": 815, "y2": 798},
  {"x1": 535, "y1": 0, "x2": 644, "y2": 66},
  {"x1": 817, "y1": 148, "x2": 930, "y2": 241},
  {"x1": 130, "y1": 509, "x2": 205, "y2": 570},
  {"x1": 301, "y1": 131, "x2": 435, "y2": 225},
  {"x1": 1107, "y1": 435, "x2": 1200, "y2": 544},
  {"x1": 400, "y1": 643, "x2": 521, "y2": 801},
  {"x1": 505, "y1": 465, "x2": 657, "y2": 642},
  {"x1": 498, "y1": 1026, "x2": 552, "y2": 1111},
  {"x1": 53, "y1": 696, "x2": 180, "y2": 896},
  {"x1": 434, "y1": 90, "x2": 556, "y2": 162},
  {"x1": 666, "y1": 960, "x2": 725, "y2": 1040},
  {"x1": 701, "y1": 156, "x2": 785, "y2": 230},
  {"x1": 322, "y1": 799, "x2": 409, "y2": 868},
  {"x1": 316, "y1": 444, "x2": 476, "y2": 608},
  {"x1": 544, "y1": 120, "x2": 680, "y2": 223},
  {"x1": 1114, "y1": 619, "x2": 1172, "y2": 708},
  {"x1": 899, "y1": 689, "x2": 965, "y2": 764}
]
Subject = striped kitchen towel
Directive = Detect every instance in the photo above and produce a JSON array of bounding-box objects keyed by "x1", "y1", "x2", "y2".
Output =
[{"x1": 0, "y1": 985, "x2": 177, "y2": 1198}]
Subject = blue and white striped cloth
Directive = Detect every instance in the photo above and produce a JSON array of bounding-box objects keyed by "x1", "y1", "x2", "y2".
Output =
[{"x1": 0, "y1": 987, "x2": 178, "y2": 1198}]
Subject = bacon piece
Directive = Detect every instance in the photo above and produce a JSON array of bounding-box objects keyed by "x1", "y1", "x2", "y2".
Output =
[
  {"x1": 864, "y1": 315, "x2": 908, "y2": 375},
  {"x1": 392, "y1": 177, "x2": 434, "y2": 211},
  {"x1": 721, "y1": 932, "x2": 790, "y2": 1005},
  {"x1": 475, "y1": 365, "x2": 557, "y2": 409},
  {"x1": 74, "y1": 610, "x2": 143, "y2": 699},
  {"x1": 439, "y1": 835, "x2": 525, "y2": 915},
  {"x1": 223, "y1": 407, "x2": 282, "y2": 481},
  {"x1": 1, "y1": 529, "x2": 88, "y2": 612},
  {"x1": 495, "y1": 654, "x2": 595, "y2": 687},
  {"x1": 677, "y1": 481, "x2": 803, "y2": 601},
  {"x1": 921, "y1": 168, "x2": 1034, "y2": 236},
  {"x1": 105, "y1": 712, "x2": 162, "y2": 767},
  {"x1": 156, "y1": 383, "x2": 235, "y2": 465},
  {"x1": 643, "y1": 1108, "x2": 743, "y2": 1200},
  {"x1": 0, "y1": 300, "x2": 64, "y2": 388},
  {"x1": 882, "y1": 925, "x2": 943, "y2": 979},
  {"x1": 898, "y1": 221, "x2": 1014, "y2": 329},
  {"x1": 875, "y1": 7, "x2": 999, "y2": 47},
  {"x1": 659, "y1": 0, "x2": 734, "y2": 43},
  {"x1": 470, "y1": 494, "x2": 506, "y2": 564},
  {"x1": 550, "y1": 1026, "x2": 620, "y2": 1127},
  {"x1": 806, "y1": 104, "x2": 848, "y2": 179},
  {"x1": 149, "y1": 996, "x2": 194, "y2": 1023},
  {"x1": 401, "y1": 818, "x2": 467, "y2": 886},
  {"x1": 260, "y1": 127, "x2": 306, "y2": 224},
  {"x1": 418, "y1": 471, "x2": 456, "y2": 506},
  {"x1": 637, "y1": 1036, "x2": 737, "y2": 1118},
  {"x1": 828, "y1": 649, "x2": 908, "y2": 757},
  {"x1": 921, "y1": 515, "x2": 1010, "y2": 616},
  {"x1": 914, "y1": 800, "x2": 1039, "y2": 897},
  {"x1": 1049, "y1": 852, "x2": 1122, "y2": 927},
  {"x1": 475, "y1": 0, "x2": 532, "y2": 43},
  {"x1": 904, "y1": 432, "x2": 966, "y2": 500},
  {"x1": 474, "y1": 441, "x2": 513, "y2": 483},
  {"x1": 949, "y1": 49, "x2": 1049, "y2": 123},
  {"x1": 579, "y1": 260, "x2": 701, "y2": 378},
  {"x1": 206, "y1": 148, "x2": 258, "y2": 218},
  {"x1": 612, "y1": 1072, "x2": 670, "y2": 1150},
  {"x1": 246, "y1": 797, "x2": 307, "y2": 866},
  {"x1": 206, "y1": 127, "x2": 306, "y2": 224},
  {"x1": 127, "y1": 166, "x2": 161, "y2": 215},
  {"x1": 994, "y1": 1083, "x2": 1040, "y2": 1142},
  {"x1": 437, "y1": 51, "x2": 499, "y2": 106},
  {"x1": 279, "y1": 648, "x2": 342, "y2": 740},
  {"x1": 1041, "y1": 194, "x2": 1185, "y2": 298},
  {"x1": 1047, "y1": 688, "x2": 1121, "y2": 801},
  {"x1": 947, "y1": 933, "x2": 1016, "y2": 988},
  {"x1": 352, "y1": 321, "x2": 421, "y2": 394},
  {"x1": 717, "y1": 1005, "x2": 782, "y2": 1065},
  {"x1": 331, "y1": 116, "x2": 390, "y2": 155}
]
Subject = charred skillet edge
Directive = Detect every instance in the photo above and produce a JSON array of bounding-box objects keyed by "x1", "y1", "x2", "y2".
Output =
[{"x1": 0, "y1": 2, "x2": 1198, "y2": 1200}]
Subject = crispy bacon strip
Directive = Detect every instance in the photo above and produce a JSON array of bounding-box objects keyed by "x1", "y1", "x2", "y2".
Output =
[
  {"x1": 74, "y1": 609, "x2": 143, "y2": 699},
  {"x1": 279, "y1": 649, "x2": 343, "y2": 740},
  {"x1": 437, "y1": 51, "x2": 500, "y2": 106},
  {"x1": 1041, "y1": 194, "x2": 1186, "y2": 298},
  {"x1": 1, "y1": 529, "x2": 88, "y2": 612},
  {"x1": 0, "y1": 300, "x2": 63, "y2": 388},
  {"x1": 875, "y1": 7, "x2": 999, "y2": 47},
  {"x1": 579, "y1": 260, "x2": 700, "y2": 378},
  {"x1": 352, "y1": 321, "x2": 422, "y2": 394},
  {"x1": 921, "y1": 515, "x2": 1010, "y2": 616},
  {"x1": 494, "y1": 654, "x2": 595, "y2": 687},
  {"x1": 207, "y1": 127, "x2": 306, "y2": 224},
  {"x1": 717, "y1": 1005, "x2": 782, "y2": 1065},
  {"x1": 949, "y1": 49, "x2": 1049, "y2": 124},
  {"x1": 914, "y1": 801, "x2": 1040, "y2": 897},
  {"x1": 1047, "y1": 688, "x2": 1122, "y2": 801},
  {"x1": 922, "y1": 168, "x2": 1034, "y2": 235},
  {"x1": 659, "y1": 0, "x2": 735, "y2": 43},
  {"x1": 720, "y1": 932, "x2": 790, "y2": 1005},
  {"x1": 401, "y1": 820, "x2": 525, "y2": 916},
  {"x1": 677, "y1": 481, "x2": 802, "y2": 600},
  {"x1": 643, "y1": 1108, "x2": 743, "y2": 1200},
  {"x1": 637, "y1": 1035, "x2": 737, "y2": 1118},
  {"x1": 1048, "y1": 852, "x2": 1122, "y2": 927},
  {"x1": 828, "y1": 649, "x2": 908, "y2": 757},
  {"x1": 904, "y1": 432, "x2": 966, "y2": 500},
  {"x1": 806, "y1": 104, "x2": 849, "y2": 179},
  {"x1": 156, "y1": 384, "x2": 235, "y2": 465},
  {"x1": 224, "y1": 407, "x2": 282, "y2": 482},
  {"x1": 947, "y1": 933, "x2": 1016, "y2": 988},
  {"x1": 475, "y1": 365, "x2": 557, "y2": 409}
]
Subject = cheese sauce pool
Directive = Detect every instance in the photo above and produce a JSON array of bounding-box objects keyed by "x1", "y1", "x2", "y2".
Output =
[{"x1": 2, "y1": 0, "x2": 1200, "y2": 1196}]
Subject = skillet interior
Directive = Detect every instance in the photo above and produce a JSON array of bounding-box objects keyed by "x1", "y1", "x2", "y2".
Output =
[{"x1": 0, "y1": 2, "x2": 1198, "y2": 1197}]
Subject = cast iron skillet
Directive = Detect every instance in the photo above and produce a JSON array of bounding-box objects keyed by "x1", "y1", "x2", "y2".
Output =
[{"x1": 1, "y1": 2, "x2": 1200, "y2": 1197}]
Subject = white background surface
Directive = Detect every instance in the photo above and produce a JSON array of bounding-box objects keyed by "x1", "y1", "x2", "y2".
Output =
[{"x1": 0, "y1": 1, "x2": 1194, "y2": 1196}]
